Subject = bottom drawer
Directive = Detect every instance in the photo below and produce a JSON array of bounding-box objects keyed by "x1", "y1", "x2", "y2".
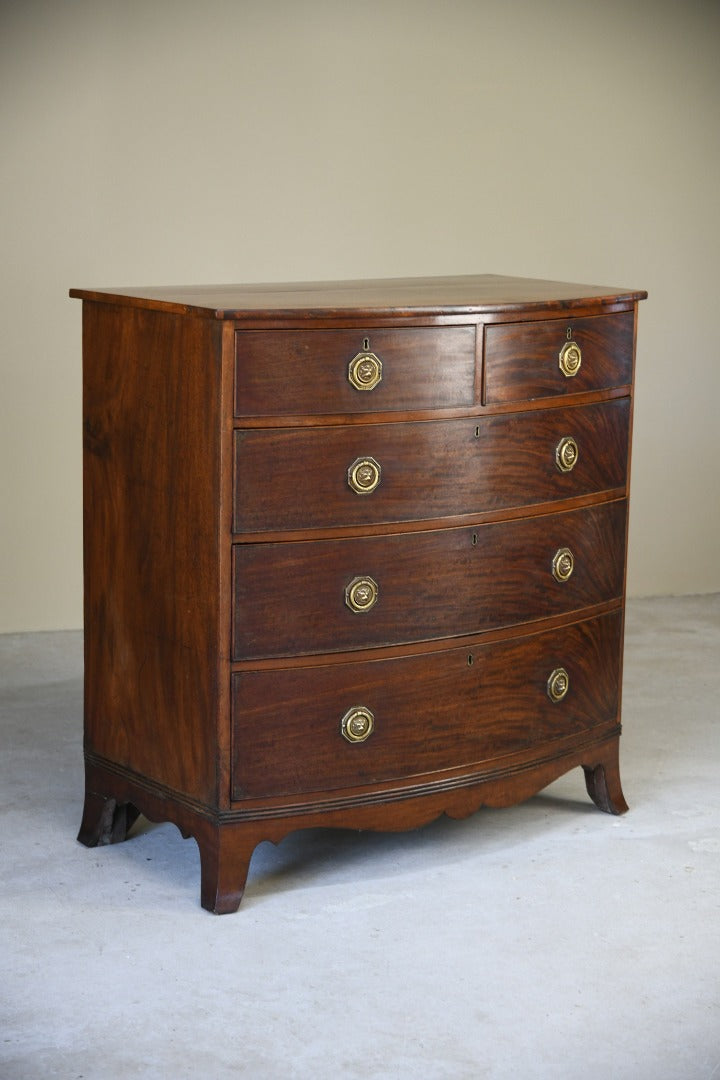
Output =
[{"x1": 231, "y1": 610, "x2": 622, "y2": 800}]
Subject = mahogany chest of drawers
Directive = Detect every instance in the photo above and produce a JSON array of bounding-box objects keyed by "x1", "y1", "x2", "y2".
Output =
[{"x1": 71, "y1": 274, "x2": 646, "y2": 912}]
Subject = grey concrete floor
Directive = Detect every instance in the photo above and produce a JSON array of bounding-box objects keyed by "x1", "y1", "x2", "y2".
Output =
[{"x1": 1, "y1": 595, "x2": 719, "y2": 1080}]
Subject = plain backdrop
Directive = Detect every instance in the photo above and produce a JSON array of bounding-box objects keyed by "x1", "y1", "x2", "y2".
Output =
[{"x1": 1, "y1": 0, "x2": 719, "y2": 633}]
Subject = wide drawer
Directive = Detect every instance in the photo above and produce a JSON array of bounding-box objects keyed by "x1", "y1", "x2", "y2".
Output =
[
  {"x1": 231, "y1": 610, "x2": 622, "y2": 799},
  {"x1": 484, "y1": 311, "x2": 634, "y2": 404},
  {"x1": 233, "y1": 398, "x2": 629, "y2": 534},
  {"x1": 234, "y1": 325, "x2": 476, "y2": 416},
  {"x1": 232, "y1": 501, "x2": 626, "y2": 660}
]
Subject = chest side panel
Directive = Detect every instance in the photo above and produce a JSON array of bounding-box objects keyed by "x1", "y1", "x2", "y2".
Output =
[{"x1": 82, "y1": 303, "x2": 224, "y2": 803}]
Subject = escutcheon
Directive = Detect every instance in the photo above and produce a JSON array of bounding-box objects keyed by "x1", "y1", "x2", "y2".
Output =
[
  {"x1": 547, "y1": 667, "x2": 570, "y2": 703},
  {"x1": 341, "y1": 706, "x2": 375, "y2": 743},
  {"x1": 345, "y1": 576, "x2": 379, "y2": 613},
  {"x1": 348, "y1": 351, "x2": 382, "y2": 391},
  {"x1": 559, "y1": 340, "x2": 582, "y2": 377},
  {"x1": 348, "y1": 457, "x2": 381, "y2": 495}
]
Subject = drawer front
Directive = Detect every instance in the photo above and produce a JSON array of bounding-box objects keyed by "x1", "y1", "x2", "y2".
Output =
[
  {"x1": 231, "y1": 610, "x2": 622, "y2": 799},
  {"x1": 234, "y1": 326, "x2": 476, "y2": 416},
  {"x1": 233, "y1": 398, "x2": 629, "y2": 534},
  {"x1": 232, "y1": 501, "x2": 626, "y2": 660},
  {"x1": 484, "y1": 311, "x2": 634, "y2": 404}
]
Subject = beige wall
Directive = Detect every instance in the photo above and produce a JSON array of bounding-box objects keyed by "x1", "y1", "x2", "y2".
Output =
[{"x1": 1, "y1": 0, "x2": 719, "y2": 632}]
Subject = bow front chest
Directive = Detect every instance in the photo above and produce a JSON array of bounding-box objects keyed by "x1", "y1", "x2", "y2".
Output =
[{"x1": 72, "y1": 274, "x2": 646, "y2": 912}]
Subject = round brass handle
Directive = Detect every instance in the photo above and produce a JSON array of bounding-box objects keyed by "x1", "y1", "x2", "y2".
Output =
[
  {"x1": 345, "y1": 576, "x2": 379, "y2": 613},
  {"x1": 547, "y1": 667, "x2": 570, "y2": 703},
  {"x1": 348, "y1": 351, "x2": 382, "y2": 391},
  {"x1": 555, "y1": 436, "x2": 579, "y2": 473},
  {"x1": 341, "y1": 705, "x2": 374, "y2": 743},
  {"x1": 559, "y1": 340, "x2": 582, "y2": 377},
  {"x1": 552, "y1": 547, "x2": 575, "y2": 582},
  {"x1": 348, "y1": 457, "x2": 381, "y2": 495}
]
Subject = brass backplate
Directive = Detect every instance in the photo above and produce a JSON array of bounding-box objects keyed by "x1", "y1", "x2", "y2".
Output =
[
  {"x1": 552, "y1": 547, "x2": 575, "y2": 583},
  {"x1": 559, "y1": 340, "x2": 582, "y2": 377},
  {"x1": 345, "y1": 576, "x2": 379, "y2": 613},
  {"x1": 341, "y1": 706, "x2": 375, "y2": 743},
  {"x1": 348, "y1": 457, "x2": 381, "y2": 495},
  {"x1": 555, "y1": 436, "x2": 579, "y2": 473},
  {"x1": 348, "y1": 351, "x2": 382, "y2": 391},
  {"x1": 547, "y1": 667, "x2": 570, "y2": 703}
]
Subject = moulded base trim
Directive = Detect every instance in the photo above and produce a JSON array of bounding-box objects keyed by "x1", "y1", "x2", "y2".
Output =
[{"x1": 78, "y1": 728, "x2": 627, "y2": 913}]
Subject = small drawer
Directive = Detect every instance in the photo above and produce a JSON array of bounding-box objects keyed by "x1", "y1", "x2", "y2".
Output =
[
  {"x1": 233, "y1": 398, "x2": 630, "y2": 534},
  {"x1": 232, "y1": 501, "x2": 627, "y2": 660},
  {"x1": 231, "y1": 610, "x2": 622, "y2": 799},
  {"x1": 234, "y1": 325, "x2": 476, "y2": 417},
  {"x1": 484, "y1": 311, "x2": 634, "y2": 404}
]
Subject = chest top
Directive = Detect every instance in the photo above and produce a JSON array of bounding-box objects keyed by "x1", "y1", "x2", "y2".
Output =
[{"x1": 70, "y1": 273, "x2": 646, "y2": 320}]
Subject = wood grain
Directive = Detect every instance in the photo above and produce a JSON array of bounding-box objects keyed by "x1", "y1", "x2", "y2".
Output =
[
  {"x1": 71, "y1": 274, "x2": 647, "y2": 320},
  {"x1": 233, "y1": 398, "x2": 629, "y2": 534},
  {"x1": 484, "y1": 311, "x2": 634, "y2": 403},
  {"x1": 82, "y1": 303, "x2": 224, "y2": 803},
  {"x1": 235, "y1": 325, "x2": 476, "y2": 416},
  {"x1": 232, "y1": 501, "x2": 627, "y2": 660},
  {"x1": 232, "y1": 611, "x2": 622, "y2": 799}
]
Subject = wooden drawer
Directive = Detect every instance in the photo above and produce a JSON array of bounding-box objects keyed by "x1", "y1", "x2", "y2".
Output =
[
  {"x1": 233, "y1": 398, "x2": 629, "y2": 534},
  {"x1": 232, "y1": 501, "x2": 626, "y2": 660},
  {"x1": 231, "y1": 610, "x2": 622, "y2": 799},
  {"x1": 234, "y1": 325, "x2": 476, "y2": 416},
  {"x1": 484, "y1": 311, "x2": 634, "y2": 404}
]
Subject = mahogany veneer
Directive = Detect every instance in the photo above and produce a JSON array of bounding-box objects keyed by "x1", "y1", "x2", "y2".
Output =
[{"x1": 72, "y1": 274, "x2": 646, "y2": 912}]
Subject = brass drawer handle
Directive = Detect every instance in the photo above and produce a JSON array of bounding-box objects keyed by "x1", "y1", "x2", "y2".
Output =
[
  {"x1": 348, "y1": 350, "x2": 382, "y2": 391},
  {"x1": 547, "y1": 667, "x2": 570, "y2": 703},
  {"x1": 552, "y1": 547, "x2": 575, "y2": 582},
  {"x1": 348, "y1": 457, "x2": 381, "y2": 495},
  {"x1": 555, "y1": 435, "x2": 579, "y2": 473},
  {"x1": 341, "y1": 705, "x2": 374, "y2": 743},
  {"x1": 559, "y1": 340, "x2": 582, "y2": 377},
  {"x1": 345, "y1": 576, "x2": 379, "y2": 613}
]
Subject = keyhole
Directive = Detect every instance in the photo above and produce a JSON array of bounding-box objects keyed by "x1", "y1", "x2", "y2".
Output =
[
  {"x1": 363, "y1": 337, "x2": 370, "y2": 351},
  {"x1": 566, "y1": 326, "x2": 573, "y2": 340},
  {"x1": 471, "y1": 532, "x2": 478, "y2": 546},
  {"x1": 467, "y1": 654, "x2": 474, "y2": 666}
]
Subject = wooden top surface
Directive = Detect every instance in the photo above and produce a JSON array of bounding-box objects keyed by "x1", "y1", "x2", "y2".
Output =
[{"x1": 70, "y1": 274, "x2": 647, "y2": 320}]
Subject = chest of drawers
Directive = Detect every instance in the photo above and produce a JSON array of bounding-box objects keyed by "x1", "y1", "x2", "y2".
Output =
[{"x1": 72, "y1": 274, "x2": 646, "y2": 913}]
